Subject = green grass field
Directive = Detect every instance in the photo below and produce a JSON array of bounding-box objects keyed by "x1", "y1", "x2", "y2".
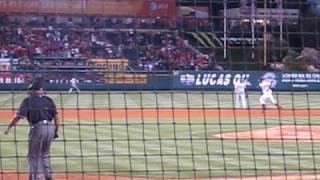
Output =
[{"x1": 0, "y1": 91, "x2": 320, "y2": 178}]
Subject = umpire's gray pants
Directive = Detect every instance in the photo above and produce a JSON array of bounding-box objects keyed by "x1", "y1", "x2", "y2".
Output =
[{"x1": 28, "y1": 120, "x2": 55, "y2": 180}]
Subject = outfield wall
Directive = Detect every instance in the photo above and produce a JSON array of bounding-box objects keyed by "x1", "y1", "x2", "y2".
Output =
[
  {"x1": 173, "y1": 71, "x2": 320, "y2": 91},
  {"x1": 0, "y1": 71, "x2": 319, "y2": 91}
]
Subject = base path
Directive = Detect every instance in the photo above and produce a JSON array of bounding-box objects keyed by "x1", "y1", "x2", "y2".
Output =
[{"x1": 0, "y1": 108, "x2": 319, "y2": 121}]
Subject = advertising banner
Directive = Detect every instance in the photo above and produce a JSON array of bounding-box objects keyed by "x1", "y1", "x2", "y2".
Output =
[
  {"x1": 104, "y1": 73, "x2": 148, "y2": 84},
  {"x1": 0, "y1": 0, "x2": 176, "y2": 17},
  {"x1": 89, "y1": 58, "x2": 128, "y2": 71},
  {"x1": 0, "y1": 71, "x2": 320, "y2": 91},
  {"x1": 138, "y1": 0, "x2": 176, "y2": 17},
  {"x1": 0, "y1": 72, "x2": 31, "y2": 84},
  {"x1": 174, "y1": 71, "x2": 320, "y2": 91}
]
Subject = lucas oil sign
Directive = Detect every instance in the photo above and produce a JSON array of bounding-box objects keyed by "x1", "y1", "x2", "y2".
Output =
[
  {"x1": 174, "y1": 71, "x2": 320, "y2": 91},
  {"x1": 178, "y1": 72, "x2": 250, "y2": 88}
]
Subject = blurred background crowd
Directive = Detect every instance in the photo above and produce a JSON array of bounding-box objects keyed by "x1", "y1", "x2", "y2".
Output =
[{"x1": 0, "y1": 0, "x2": 319, "y2": 73}]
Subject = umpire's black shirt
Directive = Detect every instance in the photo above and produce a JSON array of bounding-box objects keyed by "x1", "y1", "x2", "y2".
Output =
[{"x1": 17, "y1": 93, "x2": 58, "y2": 124}]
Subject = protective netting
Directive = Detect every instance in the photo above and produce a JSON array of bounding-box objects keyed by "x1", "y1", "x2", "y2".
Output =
[
  {"x1": 1, "y1": 85, "x2": 320, "y2": 179},
  {"x1": 0, "y1": 0, "x2": 319, "y2": 179}
]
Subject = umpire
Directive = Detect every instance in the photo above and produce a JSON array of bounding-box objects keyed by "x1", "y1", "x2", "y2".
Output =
[{"x1": 4, "y1": 79, "x2": 60, "y2": 180}]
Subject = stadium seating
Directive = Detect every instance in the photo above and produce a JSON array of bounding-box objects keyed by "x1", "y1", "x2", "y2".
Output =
[{"x1": 0, "y1": 14, "x2": 216, "y2": 71}]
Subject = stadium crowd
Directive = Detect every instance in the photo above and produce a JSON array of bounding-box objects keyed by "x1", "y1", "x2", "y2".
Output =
[
  {"x1": 2, "y1": 12, "x2": 318, "y2": 72},
  {"x1": 0, "y1": 15, "x2": 219, "y2": 71}
]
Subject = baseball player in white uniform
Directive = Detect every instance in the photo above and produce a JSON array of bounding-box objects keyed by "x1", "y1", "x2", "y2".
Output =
[
  {"x1": 259, "y1": 78, "x2": 281, "y2": 110},
  {"x1": 68, "y1": 77, "x2": 80, "y2": 93},
  {"x1": 233, "y1": 79, "x2": 248, "y2": 108}
]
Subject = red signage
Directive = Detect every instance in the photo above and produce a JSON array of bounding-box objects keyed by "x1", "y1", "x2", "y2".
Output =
[
  {"x1": 139, "y1": 0, "x2": 176, "y2": 17},
  {"x1": 0, "y1": 0, "x2": 176, "y2": 17}
]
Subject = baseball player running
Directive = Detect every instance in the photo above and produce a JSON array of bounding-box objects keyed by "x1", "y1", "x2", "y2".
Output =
[
  {"x1": 68, "y1": 77, "x2": 80, "y2": 93},
  {"x1": 258, "y1": 78, "x2": 281, "y2": 111},
  {"x1": 4, "y1": 79, "x2": 59, "y2": 180},
  {"x1": 233, "y1": 79, "x2": 248, "y2": 108}
]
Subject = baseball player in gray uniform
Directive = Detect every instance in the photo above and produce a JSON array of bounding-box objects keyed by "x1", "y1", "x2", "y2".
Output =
[{"x1": 4, "y1": 79, "x2": 60, "y2": 180}]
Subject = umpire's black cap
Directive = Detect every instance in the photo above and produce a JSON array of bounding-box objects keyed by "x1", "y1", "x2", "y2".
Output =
[{"x1": 27, "y1": 78, "x2": 44, "y2": 91}]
